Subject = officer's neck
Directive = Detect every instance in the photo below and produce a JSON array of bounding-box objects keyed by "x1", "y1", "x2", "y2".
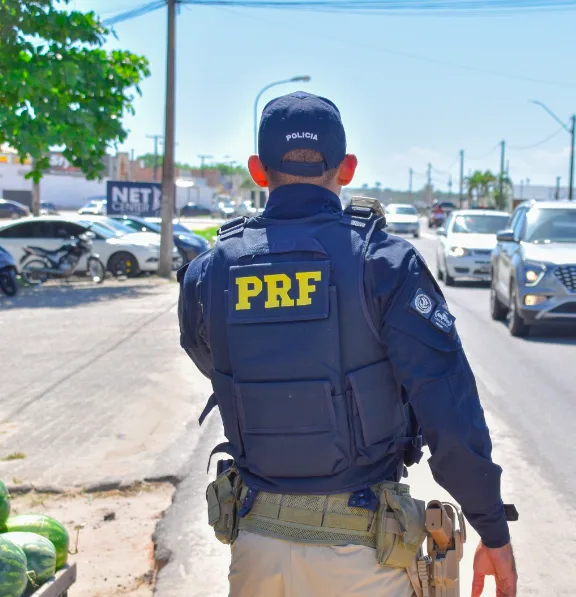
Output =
[{"x1": 263, "y1": 183, "x2": 343, "y2": 220}]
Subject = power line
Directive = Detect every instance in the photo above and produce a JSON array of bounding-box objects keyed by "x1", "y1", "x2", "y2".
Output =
[
  {"x1": 103, "y1": 0, "x2": 166, "y2": 26},
  {"x1": 467, "y1": 143, "x2": 501, "y2": 161},
  {"x1": 208, "y1": 6, "x2": 576, "y2": 90},
  {"x1": 508, "y1": 126, "x2": 566, "y2": 150}
]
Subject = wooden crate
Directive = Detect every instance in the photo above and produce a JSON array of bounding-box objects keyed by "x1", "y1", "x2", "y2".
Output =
[{"x1": 32, "y1": 563, "x2": 77, "y2": 597}]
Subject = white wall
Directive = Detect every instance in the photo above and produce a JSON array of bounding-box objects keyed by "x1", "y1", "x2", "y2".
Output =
[{"x1": 0, "y1": 163, "x2": 106, "y2": 209}]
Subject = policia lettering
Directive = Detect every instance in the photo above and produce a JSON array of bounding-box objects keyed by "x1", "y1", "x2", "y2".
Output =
[{"x1": 235, "y1": 271, "x2": 322, "y2": 310}]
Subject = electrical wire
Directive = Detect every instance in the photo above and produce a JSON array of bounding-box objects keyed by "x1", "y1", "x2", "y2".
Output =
[
  {"x1": 181, "y1": 0, "x2": 576, "y2": 12},
  {"x1": 103, "y1": 0, "x2": 166, "y2": 25},
  {"x1": 508, "y1": 126, "x2": 566, "y2": 150},
  {"x1": 467, "y1": 143, "x2": 501, "y2": 161}
]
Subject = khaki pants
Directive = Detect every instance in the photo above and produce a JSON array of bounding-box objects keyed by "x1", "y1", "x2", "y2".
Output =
[{"x1": 229, "y1": 531, "x2": 418, "y2": 597}]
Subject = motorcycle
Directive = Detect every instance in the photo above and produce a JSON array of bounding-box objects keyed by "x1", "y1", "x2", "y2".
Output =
[
  {"x1": 20, "y1": 232, "x2": 106, "y2": 286},
  {"x1": 0, "y1": 244, "x2": 19, "y2": 297}
]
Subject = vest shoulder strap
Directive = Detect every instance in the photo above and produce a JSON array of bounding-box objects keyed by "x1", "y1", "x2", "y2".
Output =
[
  {"x1": 218, "y1": 216, "x2": 248, "y2": 240},
  {"x1": 342, "y1": 197, "x2": 387, "y2": 230}
]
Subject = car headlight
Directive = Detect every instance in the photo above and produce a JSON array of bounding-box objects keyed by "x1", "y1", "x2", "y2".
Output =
[
  {"x1": 449, "y1": 246, "x2": 470, "y2": 257},
  {"x1": 523, "y1": 261, "x2": 547, "y2": 286}
]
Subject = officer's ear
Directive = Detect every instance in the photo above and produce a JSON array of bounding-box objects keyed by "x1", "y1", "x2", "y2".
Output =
[
  {"x1": 336, "y1": 154, "x2": 358, "y2": 186},
  {"x1": 248, "y1": 155, "x2": 269, "y2": 188}
]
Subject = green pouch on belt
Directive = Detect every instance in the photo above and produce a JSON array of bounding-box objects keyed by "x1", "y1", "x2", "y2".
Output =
[
  {"x1": 206, "y1": 469, "x2": 241, "y2": 545},
  {"x1": 376, "y1": 489, "x2": 427, "y2": 569}
]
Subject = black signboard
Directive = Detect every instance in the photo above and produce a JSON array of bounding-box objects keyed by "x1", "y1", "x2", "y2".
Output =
[{"x1": 106, "y1": 181, "x2": 162, "y2": 217}]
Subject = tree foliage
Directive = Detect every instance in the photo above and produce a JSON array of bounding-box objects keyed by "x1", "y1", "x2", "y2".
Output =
[
  {"x1": 466, "y1": 169, "x2": 513, "y2": 210},
  {"x1": 0, "y1": 0, "x2": 150, "y2": 183},
  {"x1": 136, "y1": 153, "x2": 250, "y2": 177}
]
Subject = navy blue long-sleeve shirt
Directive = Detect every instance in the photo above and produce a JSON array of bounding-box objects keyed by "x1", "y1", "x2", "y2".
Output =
[{"x1": 178, "y1": 183, "x2": 510, "y2": 548}]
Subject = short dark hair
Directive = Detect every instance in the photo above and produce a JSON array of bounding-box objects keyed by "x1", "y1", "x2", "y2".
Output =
[{"x1": 266, "y1": 149, "x2": 338, "y2": 187}]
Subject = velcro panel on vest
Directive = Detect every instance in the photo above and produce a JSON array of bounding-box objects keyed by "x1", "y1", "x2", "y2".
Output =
[{"x1": 227, "y1": 261, "x2": 330, "y2": 324}]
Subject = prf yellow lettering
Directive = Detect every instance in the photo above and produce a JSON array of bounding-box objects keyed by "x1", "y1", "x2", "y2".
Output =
[
  {"x1": 264, "y1": 274, "x2": 295, "y2": 309},
  {"x1": 235, "y1": 276, "x2": 263, "y2": 310},
  {"x1": 296, "y1": 271, "x2": 322, "y2": 306}
]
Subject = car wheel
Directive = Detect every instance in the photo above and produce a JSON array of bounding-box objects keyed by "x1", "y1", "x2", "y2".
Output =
[
  {"x1": 508, "y1": 283, "x2": 530, "y2": 337},
  {"x1": 444, "y1": 262, "x2": 456, "y2": 286},
  {"x1": 436, "y1": 259, "x2": 444, "y2": 281},
  {"x1": 108, "y1": 251, "x2": 140, "y2": 278},
  {"x1": 490, "y1": 280, "x2": 508, "y2": 321},
  {"x1": 413, "y1": 232, "x2": 420, "y2": 238}
]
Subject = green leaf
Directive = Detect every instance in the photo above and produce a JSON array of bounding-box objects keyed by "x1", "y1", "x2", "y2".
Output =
[{"x1": 0, "y1": 0, "x2": 150, "y2": 183}]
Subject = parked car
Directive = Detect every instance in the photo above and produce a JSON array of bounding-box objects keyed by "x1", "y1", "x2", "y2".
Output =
[
  {"x1": 0, "y1": 199, "x2": 29, "y2": 219},
  {"x1": 385, "y1": 204, "x2": 420, "y2": 238},
  {"x1": 234, "y1": 201, "x2": 258, "y2": 218},
  {"x1": 40, "y1": 202, "x2": 59, "y2": 215},
  {"x1": 490, "y1": 200, "x2": 576, "y2": 336},
  {"x1": 179, "y1": 203, "x2": 212, "y2": 217},
  {"x1": 78, "y1": 199, "x2": 106, "y2": 216},
  {"x1": 212, "y1": 200, "x2": 236, "y2": 219},
  {"x1": 0, "y1": 217, "x2": 177, "y2": 277},
  {"x1": 109, "y1": 215, "x2": 209, "y2": 263},
  {"x1": 428, "y1": 201, "x2": 457, "y2": 228},
  {"x1": 436, "y1": 209, "x2": 510, "y2": 286}
]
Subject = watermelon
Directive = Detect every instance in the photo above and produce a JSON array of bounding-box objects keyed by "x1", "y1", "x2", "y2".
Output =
[
  {"x1": 0, "y1": 535, "x2": 28, "y2": 597},
  {"x1": 4, "y1": 515, "x2": 69, "y2": 570},
  {"x1": 0, "y1": 481, "x2": 10, "y2": 529},
  {"x1": 2, "y1": 533, "x2": 56, "y2": 589}
]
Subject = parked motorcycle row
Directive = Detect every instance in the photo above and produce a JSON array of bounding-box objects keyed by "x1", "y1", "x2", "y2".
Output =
[{"x1": 0, "y1": 232, "x2": 105, "y2": 298}]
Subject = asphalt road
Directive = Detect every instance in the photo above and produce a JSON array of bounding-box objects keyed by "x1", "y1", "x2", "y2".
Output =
[{"x1": 415, "y1": 227, "x2": 576, "y2": 501}]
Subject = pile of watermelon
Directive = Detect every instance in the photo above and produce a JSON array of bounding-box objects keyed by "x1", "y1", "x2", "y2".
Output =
[{"x1": 0, "y1": 480, "x2": 70, "y2": 597}]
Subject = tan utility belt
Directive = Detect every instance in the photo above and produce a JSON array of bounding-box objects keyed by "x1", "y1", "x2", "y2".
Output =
[{"x1": 206, "y1": 466, "x2": 427, "y2": 570}]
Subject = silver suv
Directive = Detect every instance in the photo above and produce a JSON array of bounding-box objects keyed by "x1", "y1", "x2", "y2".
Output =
[{"x1": 490, "y1": 200, "x2": 576, "y2": 336}]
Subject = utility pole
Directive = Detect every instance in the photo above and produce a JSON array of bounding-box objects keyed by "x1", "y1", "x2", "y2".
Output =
[
  {"x1": 409, "y1": 168, "x2": 413, "y2": 196},
  {"x1": 448, "y1": 176, "x2": 453, "y2": 196},
  {"x1": 146, "y1": 134, "x2": 164, "y2": 181},
  {"x1": 499, "y1": 140, "x2": 506, "y2": 210},
  {"x1": 459, "y1": 150, "x2": 464, "y2": 207},
  {"x1": 556, "y1": 176, "x2": 561, "y2": 200},
  {"x1": 530, "y1": 101, "x2": 575, "y2": 201},
  {"x1": 158, "y1": 0, "x2": 177, "y2": 279},
  {"x1": 197, "y1": 154, "x2": 213, "y2": 179},
  {"x1": 426, "y1": 163, "x2": 432, "y2": 205},
  {"x1": 570, "y1": 115, "x2": 575, "y2": 201}
]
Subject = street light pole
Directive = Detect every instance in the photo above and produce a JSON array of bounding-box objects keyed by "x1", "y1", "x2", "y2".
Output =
[
  {"x1": 569, "y1": 115, "x2": 575, "y2": 201},
  {"x1": 530, "y1": 100, "x2": 575, "y2": 201},
  {"x1": 253, "y1": 76, "x2": 311, "y2": 154}
]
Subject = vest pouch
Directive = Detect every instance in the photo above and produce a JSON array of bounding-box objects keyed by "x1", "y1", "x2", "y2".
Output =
[
  {"x1": 347, "y1": 360, "x2": 406, "y2": 465},
  {"x1": 376, "y1": 489, "x2": 426, "y2": 569},
  {"x1": 206, "y1": 468, "x2": 242, "y2": 545},
  {"x1": 237, "y1": 379, "x2": 350, "y2": 478}
]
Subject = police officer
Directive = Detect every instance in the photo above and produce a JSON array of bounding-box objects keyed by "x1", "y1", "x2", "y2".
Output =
[{"x1": 178, "y1": 91, "x2": 517, "y2": 597}]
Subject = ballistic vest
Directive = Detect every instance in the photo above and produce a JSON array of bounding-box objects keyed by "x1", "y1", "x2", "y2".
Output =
[{"x1": 199, "y1": 200, "x2": 422, "y2": 493}]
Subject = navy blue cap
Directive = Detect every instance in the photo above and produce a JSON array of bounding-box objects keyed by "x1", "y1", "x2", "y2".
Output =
[{"x1": 258, "y1": 91, "x2": 346, "y2": 177}]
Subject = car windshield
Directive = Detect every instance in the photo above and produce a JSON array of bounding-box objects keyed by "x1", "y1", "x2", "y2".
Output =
[
  {"x1": 101, "y1": 219, "x2": 137, "y2": 235},
  {"x1": 173, "y1": 222, "x2": 191, "y2": 234},
  {"x1": 79, "y1": 221, "x2": 115, "y2": 239},
  {"x1": 524, "y1": 208, "x2": 576, "y2": 243},
  {"x1": 389, "y1": 205, "x2": 417, "y2": 215},
  {"x1": 451, "y1": 214, "x2": 509, "y2": 234}
]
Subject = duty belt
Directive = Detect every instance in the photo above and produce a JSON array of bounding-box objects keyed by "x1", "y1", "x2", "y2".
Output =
[{"x1": 237, "y1": 482, "x2": 410, "y2": 548}]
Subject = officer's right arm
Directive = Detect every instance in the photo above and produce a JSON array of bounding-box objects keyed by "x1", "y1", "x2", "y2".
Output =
[{"x1": 373, "y1": 247, "x2": 510, "y2": 549}]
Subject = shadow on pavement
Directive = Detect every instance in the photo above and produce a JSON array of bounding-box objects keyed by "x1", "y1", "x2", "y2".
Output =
[
  {"x1": 0, "y1": 279, "x2": 162, "y2": 310},
  {"x1": 522, "y1": 324, "x2": 576, "y2": 345},
  {"x1": 448, "y1": 281, "x2": 491, "y2": 290}
]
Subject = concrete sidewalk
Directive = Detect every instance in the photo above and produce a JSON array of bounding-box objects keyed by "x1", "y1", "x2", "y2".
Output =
[{"x1": 0, "y1": 278, "x2": 211, "y2": 490}]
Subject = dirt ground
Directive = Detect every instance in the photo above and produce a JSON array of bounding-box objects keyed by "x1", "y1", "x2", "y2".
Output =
[{"x1": 9, "y1": 483, "x2": 174, "y2": 597}]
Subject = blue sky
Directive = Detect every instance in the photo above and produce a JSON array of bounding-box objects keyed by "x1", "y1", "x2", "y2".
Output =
[{"x1": 82, "y1": 1, "x2": 576, "y2": 191}]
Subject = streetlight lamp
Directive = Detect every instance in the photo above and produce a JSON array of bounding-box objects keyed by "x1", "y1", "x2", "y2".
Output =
[
  {"x1": 253, "y1": 76, "x2": 311, "y2": 154},
  {"x1": 530, "y1": 100, "x2": 576, "y2": 201}
]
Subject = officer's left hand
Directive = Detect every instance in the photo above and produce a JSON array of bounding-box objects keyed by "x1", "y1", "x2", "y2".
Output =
[{"x1": 471, "y1": 540, "x2": 517, "y2": 597}]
